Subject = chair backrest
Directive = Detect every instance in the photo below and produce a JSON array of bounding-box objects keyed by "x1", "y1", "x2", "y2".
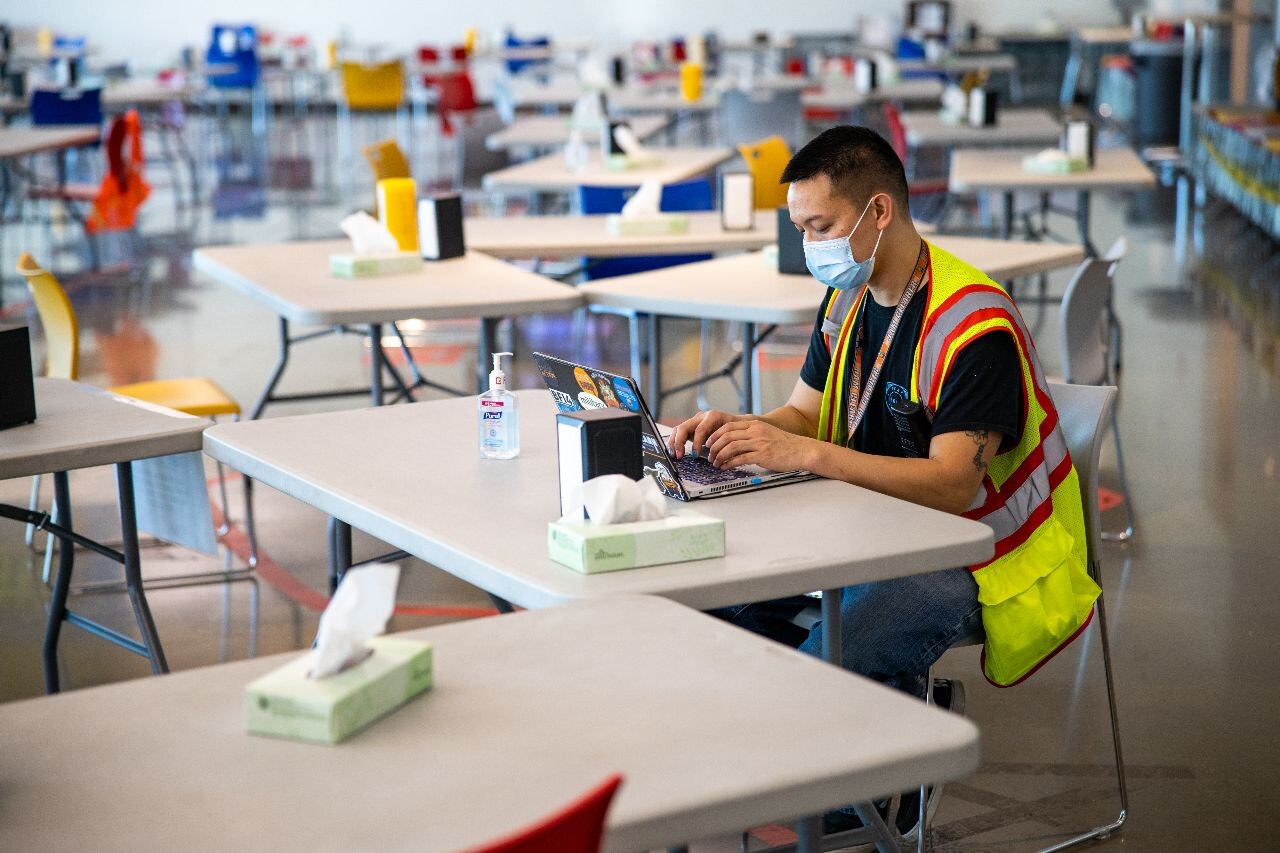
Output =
[
  {"x1": 341, "y1": 61, "x2": 405, "y2": 111},
  {"x1": 30, "y1": 86, "x2": 102, "y2": 126},
  {"x1": 1059, "y1": 237, "x2": 1127, "y2": 389},
  {"x1": 718, "y1": 87, "x2": 805, "y2": 148},
  {"x1": 206, "y1": 24, "x2": 259, "y2": 89},
  {"x1": 881, "y1": 101, "x2": 909, "y2": 163},
  {"x1": 363, "y1": 139, "x2": 411, "y2": 181},
  {"x1": 504, "y1": 32, "x2": 551, "y2": 75},
  {"x1": 16, "y1": 253, "x2": 79, "y2": 381},
  {"x1": 467, "y1": 774, "x2": 622, "y2": 853},
  {"x1": 736, "y1": 136, "x2": 791, "y2": 209},
  {"x1": 425, "y1": 71, "x2": 479, "y2": 134},
  {"x1": 86, "y1": 110, "x2": 151, "y2": 234},
  {"x1": 578, "y1": 179, "x2": 715, "y2": 279},
  {"x1": 1047, "y1": 382, "x2": 1116, "y2": 572},
  {"x1": 453, "y1": 108, "x2": 510, "y2": 189}
]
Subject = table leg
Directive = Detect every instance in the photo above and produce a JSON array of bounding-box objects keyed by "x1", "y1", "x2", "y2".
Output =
[
  {"x1": 369, "y1": 323, "x2": 385, "y2": 407},
  {"x1": 647, "y1": 314, "x2": 663, "y2": 419},
  {"x1": 250, "y1": 317, "x2": 293, "y2": 419},
  {"x1": 795, "y1": 815, "x2": 823, "y2": 853},
  {"x1": 116, "y1": 462, "x2": 168, "y2": 675},
  {"x1": 1076, "y1": 190, "x2": 1098, "y2": 257},
  {"x1": 1000, "y1": 191, "x2": 1014, "y2": 240},
  {"x1": 327, "y1": 517, "x2": 353, "y2": 594},
  {"x1": 740, "y1": 321, "x2": 757, "y2": 415},
  {"x1": 41, "y1": 471, "x2": 74, "y2": 694}
]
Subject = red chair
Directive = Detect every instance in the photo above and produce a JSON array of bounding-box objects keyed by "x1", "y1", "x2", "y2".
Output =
[
  {"x1": 449, "y1": 44, "x2": 470, "y2": 64},
  {"x1": 418, "y1": 45, "x2": 441, "y2": 65},
  {"x1": 467, "y1": 774, "x2": 623, "y2": 853},
  {"x1": 785, "y1": 56, "x2": 805, "y2": 76},
  {"x1": 424, "y1": 71, "x2": 478, "y2": 136}
]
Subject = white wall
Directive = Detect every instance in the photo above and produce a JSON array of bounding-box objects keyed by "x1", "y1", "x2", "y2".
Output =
[{"x1": 2, "y1": 0, "x2": 1127, "y2": 70}]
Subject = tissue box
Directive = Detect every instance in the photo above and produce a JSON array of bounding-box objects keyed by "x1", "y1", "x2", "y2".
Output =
[
  {"x1": 548, "y1": 511, "x2": 725, "y2": 574},
  {"x1": 329, "y1": 251, "x2": 424, "y2": 278},
  {"x1": 604, "y1": 152, "x2": 663, "y2": 170},
  {"x1": 605, "y1": 213, "x2": 690, "y2": 236},
  {"x1": 1021, "y1": 154, "x2": 1088, "y2": 174},
  {"x1": 245, "y1": 635, "x2": 433, "y2": 745}
]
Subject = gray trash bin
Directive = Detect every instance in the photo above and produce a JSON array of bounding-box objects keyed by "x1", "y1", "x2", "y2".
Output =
[{"x1": 1131, "y1": 39, "x2": 1184, "y2": 147}]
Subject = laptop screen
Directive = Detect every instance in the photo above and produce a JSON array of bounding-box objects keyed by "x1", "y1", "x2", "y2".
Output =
[{"x1": 532, "y1": 352, "x2": 685, "y2": 499}]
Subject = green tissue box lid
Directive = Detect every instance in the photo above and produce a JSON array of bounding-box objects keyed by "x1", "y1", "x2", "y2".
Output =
[
  {"x1": 604, "y1": 152, "x2": 663, "y2": 170},
  {"x1": 605, "y1": 213, "x2": 691, "y2": 236},
  {"x1": 245, "y1": 635, "x2": 433, "y2": 745}
]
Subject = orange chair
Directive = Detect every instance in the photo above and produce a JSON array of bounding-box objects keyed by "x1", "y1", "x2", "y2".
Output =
[
  {"x1": 467, "y1": 775, "x2": 623, "y2": 853},
  {"x1": 18, "y1": 253, "x2": 258, "y2": 574},
  {"x1": 338, "y1": 60, "x2": 409, "y2": 200},
  {"x1": 362, "y1": 139, "x2": 411, "y2": 181}
]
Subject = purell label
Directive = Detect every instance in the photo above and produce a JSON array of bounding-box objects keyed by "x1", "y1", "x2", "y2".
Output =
[{"x1": 482, "y1": 411, "x2": 503, "y2": 420}]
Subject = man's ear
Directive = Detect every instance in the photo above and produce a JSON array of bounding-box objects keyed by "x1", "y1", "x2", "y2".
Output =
[{"x1": 872, "y1": 192, "x2": 895, "y2": 230}]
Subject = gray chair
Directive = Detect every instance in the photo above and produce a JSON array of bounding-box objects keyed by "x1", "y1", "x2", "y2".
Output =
[
  {"x1": 717, "y1": 88, "x2": 805, "y2": 149},
  {"x1": 1059, "y1": 237, "x2": 1135, "y2": 541},
  {"x1": 453, "y1": 108, "x2": 510, "y2": 191},
  {"x1": 912, "y1": 382, "x2": 1130, "y2": 853}
]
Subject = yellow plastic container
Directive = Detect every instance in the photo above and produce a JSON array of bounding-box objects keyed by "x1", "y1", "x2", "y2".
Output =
[
  {"x1": 680, "y1": 63, "x2": 703, "y2": 103},
  {"x1": 376, "y1": 177, "x2": 419, "y2": 252}
]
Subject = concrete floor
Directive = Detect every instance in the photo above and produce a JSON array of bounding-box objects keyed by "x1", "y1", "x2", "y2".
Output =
[{"x1": 1, "y1": 115, "x2": 1278, "y2": 851}]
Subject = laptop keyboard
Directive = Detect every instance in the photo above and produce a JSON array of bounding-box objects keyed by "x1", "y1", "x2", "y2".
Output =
[{"x1": 675, "y1": 454, "x2": 751, "y2": 485}]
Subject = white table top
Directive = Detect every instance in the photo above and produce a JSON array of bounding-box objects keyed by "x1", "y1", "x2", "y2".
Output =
[
  {"x1": 902, "y1": 108, "x2": 1062, "y2": 148},
  {"x1": 0, "y1": 379, "x2": 210, "y2": 480},
  {"x1": 192, "y1": 246, "x2": 583, "y2": 327},
  {"x1": 485, "y1": 114, "x2": 671, "y2": 151},
  {"x1": 0, "y1": 596, "x2": 979, "y2": 852},
  {"x1": 802, "y1": 79, "x2": 944, "y2": 110},
  {"x1": 205, "y1": 393, "x2": 993, "y2": 611},
  {"x1": 102, "y1": 79, "x2": 193, "y2": 108},
  {"x1": 481, "y1": 146, "x2": 735, "y2": 194},
  {"x1": 948, "y1": 146, "x2": 1157, "y2": 193},
  {"x1": 465, "y1": 210, "x2": 778, "y2": 258},
  {"x1": 609, "y1": 88, "x2": 720, "y2": 114},
  {"x1": 580, "y1": 237, "x2": 1084, "y2": 325},
  {"x1": 1075, "y1": 26, "x2": 1134, "y2": 45},
  {"x1": 0, "y1": 125, "x2": 101, "y2": 159}
]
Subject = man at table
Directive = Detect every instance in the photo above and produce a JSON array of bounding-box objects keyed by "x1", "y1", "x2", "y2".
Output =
[{"x1": 669, "y1": 126, "x2": 1100, "y2": 705}]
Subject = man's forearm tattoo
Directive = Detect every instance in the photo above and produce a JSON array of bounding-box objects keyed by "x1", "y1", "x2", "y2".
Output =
[{"x1": 965, "y1": 429, "x2": 990, "y2": 474}]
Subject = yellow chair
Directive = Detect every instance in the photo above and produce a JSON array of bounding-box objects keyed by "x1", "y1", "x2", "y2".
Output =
[
  {"x1": 339, "y1": 61, "x2": 406, "y2": 111},
  {"x1": 17, "y1": 253, "x2": 258, "y2": 569},
  {"x1": 737, "y1": 136, "x2": 792, "y2": 209},
  {"x1": 362, "y1": 139, "x2": 411, "y2": 181}
]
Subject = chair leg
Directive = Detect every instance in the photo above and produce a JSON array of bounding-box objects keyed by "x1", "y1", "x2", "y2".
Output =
[
  {"x1": 42, "y1": 496, "x2": 59, "y2": 585},
  {"x1": 1038, "y1": 590, "x2": 1129, "y2": 853},
  {"x1": 215, "y1": 459, "x2": 232, "y2": 536},
  {"x1": 243, "y1": 469, "x2": 260, "y2": 568},
  {"x1": 1102, "y1": 408, "x2": 1135, "y2": 542},
  {"x1": 24, "y1": 474, "x2": 43, "y2": 547}
]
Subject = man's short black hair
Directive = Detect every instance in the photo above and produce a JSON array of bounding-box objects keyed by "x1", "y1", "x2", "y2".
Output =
[{"x1": 780, "y1": 126, "x2": 909, "y2": 211}]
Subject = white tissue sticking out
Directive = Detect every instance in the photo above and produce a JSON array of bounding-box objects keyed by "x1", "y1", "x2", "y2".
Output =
[
  {"x1": 571, "y1": 91, "x2": 605, "y2": 129},
  {"x1": 620, "y1": 179, "x2": 662, "y2": 218},
  {"x1": 340, "y1": 211, "x2": 399, "y2": 255},
  {"x1": 309, "y1": 562, "x2": 401, "y2": 679},
  {"x1": 577, "y1": 56, "x2": 610, "y2": 90},
  {"x1": 563, "y1": 475, "x2": 668, "y2": 525},
  {"x1": 612, "y1": 124, "x2": 649, "y2": 158}
]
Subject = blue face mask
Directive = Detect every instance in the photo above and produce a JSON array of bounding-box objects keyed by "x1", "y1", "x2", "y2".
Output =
[{"x1": 802, "y1": 198, "x2": 884, "y2": 291}]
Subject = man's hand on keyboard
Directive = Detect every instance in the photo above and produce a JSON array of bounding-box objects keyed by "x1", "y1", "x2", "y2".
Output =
[
  {"x1": 704, "y1": 419, "x2": 814, "y2": 472},
  {"x1": 668, "y1": 409, "x2": 748, "y2": 460}
]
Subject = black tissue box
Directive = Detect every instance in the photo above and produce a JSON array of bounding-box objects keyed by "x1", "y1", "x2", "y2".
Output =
[
  {"x1": 556, "y1": 409, "x2": 643, "y2": 519},
  {"x1": 417, "y1": 194, "x2": 466, "y2": 260},
  {"x1": 0, "y1": 325, "x2": 37, "y2": 430}
]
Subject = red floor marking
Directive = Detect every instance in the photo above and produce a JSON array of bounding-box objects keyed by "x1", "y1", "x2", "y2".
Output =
[
  {"x1": 207, "y1": 474, "x2": 498, "y2": 619},
  {"x1": 1098, "y1": 487, "x2": 1125, "y2": 512},
  {"x1": 750, "y1": 824, "x2": 797, "y2": 845}
]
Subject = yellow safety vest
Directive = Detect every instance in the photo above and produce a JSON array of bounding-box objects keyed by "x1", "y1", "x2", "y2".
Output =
[{"x1": 816, "y1": 241, "x2": 1101, "y2": 687}]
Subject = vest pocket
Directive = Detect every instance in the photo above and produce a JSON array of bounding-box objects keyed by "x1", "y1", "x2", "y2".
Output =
[{"x1": 972, "y1": 515, "x2": 1100, "y2": 686}]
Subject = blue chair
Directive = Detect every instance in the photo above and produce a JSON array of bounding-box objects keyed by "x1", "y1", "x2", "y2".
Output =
[
  {"x1": 504, "y1": 32, "x2": 551, "y2": 76},
  {"x1": 206, "y1": 24, "x2": 259, "y2": 89},
  {"x1": 30, "y1": 87, "x2": 102, "y2": 126},
  {"x1": 577, "y1": 178, "x2": 714, "y2": 280}
]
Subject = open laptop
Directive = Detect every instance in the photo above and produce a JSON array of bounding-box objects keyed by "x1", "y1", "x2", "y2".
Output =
[{"x1": 533, "y1": 351, "x2": 813, "y2": 500}]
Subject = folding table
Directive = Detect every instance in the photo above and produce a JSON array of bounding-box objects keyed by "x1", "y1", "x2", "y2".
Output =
[
  {"x1": 0, "y1": 596, "x2": 980, "y2": 853},
  {"x1": 0, "y1": 379, "x2": 211, "y2": 691}
]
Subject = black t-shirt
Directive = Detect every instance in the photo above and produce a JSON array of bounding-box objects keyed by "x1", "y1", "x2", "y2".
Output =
[{"x1": 800, "y1": 277, "x2": 1024, "y2": 457}]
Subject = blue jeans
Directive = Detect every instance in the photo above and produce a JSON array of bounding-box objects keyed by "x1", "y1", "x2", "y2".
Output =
[{"x1": 710, "y1": 567, "x2": 983, "y2": 698}]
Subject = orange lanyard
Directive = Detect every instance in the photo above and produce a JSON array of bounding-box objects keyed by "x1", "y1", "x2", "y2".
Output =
[{"x1": 846, "y1": 241, "x2": 929, "y2": 446}]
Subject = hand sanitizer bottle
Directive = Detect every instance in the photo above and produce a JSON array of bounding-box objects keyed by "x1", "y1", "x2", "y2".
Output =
[{"x1": 478, "y1": 352, "x2": 519, "y2": 459}]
